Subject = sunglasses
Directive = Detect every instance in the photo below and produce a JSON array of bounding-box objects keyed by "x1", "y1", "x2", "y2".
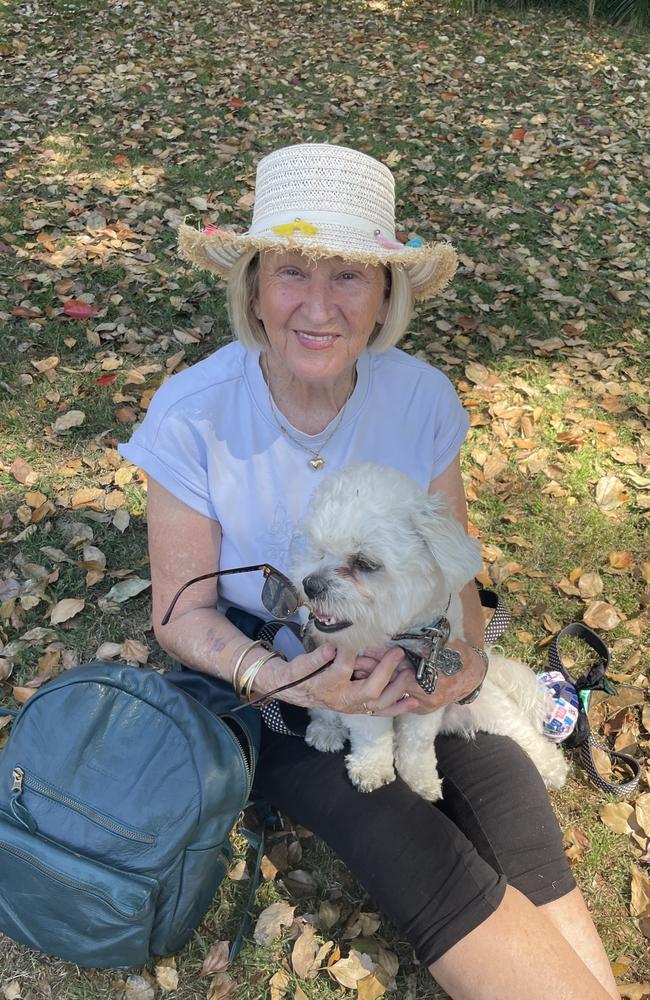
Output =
[{"x1": 161, "y1": 563, "x2": 303, "y2": 626}]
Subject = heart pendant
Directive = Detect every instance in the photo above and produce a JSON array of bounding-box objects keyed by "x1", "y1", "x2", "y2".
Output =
[{"x1": 309, "y1": 456, "x2": 325, "y2": 470}]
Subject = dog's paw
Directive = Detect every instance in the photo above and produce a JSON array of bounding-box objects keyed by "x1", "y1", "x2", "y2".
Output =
[
  {"x1": 541, "y1": 752, "x2": 569, "y2": 790},
  {"x1": 403, "y1": 772, "x2": 444, "y2": 802},
  {"x1": 305, "y1": 719, "x2": 346, "y2": 753},
  {"x1": 345, "y1": 751, "x2": 395, "y2": 793}
]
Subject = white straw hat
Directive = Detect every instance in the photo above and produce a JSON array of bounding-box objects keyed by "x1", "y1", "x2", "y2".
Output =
[{"x1": 178, "y1": 143, "x2": 457, "y2": 300}]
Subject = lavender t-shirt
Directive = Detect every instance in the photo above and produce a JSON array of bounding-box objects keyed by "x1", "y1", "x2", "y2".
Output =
[{"x1": 119, "y1": 341, "x2": 469, "y2": 621}]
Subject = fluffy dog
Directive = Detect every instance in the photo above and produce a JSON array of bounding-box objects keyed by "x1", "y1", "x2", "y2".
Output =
[{"x1": 292, "y1": 463, "x2": 568, "y2": 801}]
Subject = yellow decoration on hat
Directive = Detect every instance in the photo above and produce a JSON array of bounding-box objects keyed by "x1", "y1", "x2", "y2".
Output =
[{"x1": 271, "y1": 218, "x2": 319, "y2": 237}]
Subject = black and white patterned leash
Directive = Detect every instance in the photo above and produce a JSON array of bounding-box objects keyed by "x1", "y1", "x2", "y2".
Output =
[{"x1": 548, "y1": 623, "x2": 640, "y2": 797}]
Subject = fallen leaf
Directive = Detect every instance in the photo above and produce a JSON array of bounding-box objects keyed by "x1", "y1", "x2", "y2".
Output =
[
  {"x1": 154, "y1": 964, "x2": 178, "y2": 991},
  {"x1": 328, "y1": 950, "x2": 376, "y2": 989},
  {"x1": 10, "y1": 457, "x2": 38, "y2": 486},
  {"x1": 53, "y1": 409, "x2": 85, "y2": 433},
  {"x1": 269, "y1": 969, "x2": 289, "y2": 1000},
  {"x1": 253, "y1": 901, "x2": 296, "y2": 945},
  {"x1": 600, "y1": 802, "x2": 636, "y2": 835},
  {"x1": 2, "y1": 982, "x2": 22, "y2": 1000},
  {"x1": 104, "y1": 577, "x2": 151, "y2": 603},
  {"x1": 0, "y1": 659, "x2": 14, "y2": 681},
  {"x1": 578, "y1": 572, "x2": 603, "y2": 598},
  {"x1": 358, "y1": 972, "x2": 388, "y2": 1000},
  {"x1": 630, "y1": 867, "x2": 650, "y2": 919},
  {"x1": 617, "y1": 984, "x2": 650, "y2": 1000},
  {"x1": 318, "y1": 900, "x2": 340, "y2": 930},
  {"x1": 595, "y1": 475, "x2": 629, "y2": 511},
  {"x1": 63, "y1": 300, "x2": 97, "y2": 319},
  {"x1": 123, "y1": 975, "x2": 155, "y2": 1000},
  {"x1": 50, "y1": 598, "x2": 85, "y2": 625},
  {"x1": 635, "y1": 793, "x2": 650, "y2": 835},
  {"x1": 95, "y1": 641, "x2": 123, "y2": 660},
  {"x1": 292, "y1": 923, "x2": 320, "y2": 978},
  {"x1": 11, "y1": 686, "x2": 38, "y2": 705},
  {"x1": 206, "y1": 972, "x2": 237, "y2": 1000},
  {"x1": 583, "y1": 601, "x2": 621, "y2": 630},
  {"x1": 121, "y1": 639, "x2": 149, "y2": 664},
  {"x1": 201, "y1": 940, "x2": 230, "y2": 975}
]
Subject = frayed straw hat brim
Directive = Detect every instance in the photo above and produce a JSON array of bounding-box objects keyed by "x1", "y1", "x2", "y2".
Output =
[{"x1": 178, "y1": 223, "x2": 458, "y2": 301}]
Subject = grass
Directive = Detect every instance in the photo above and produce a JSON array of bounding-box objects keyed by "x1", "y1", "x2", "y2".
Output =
[{"x1": 1, "y1": 0, "x2": 649, "y2": 996}]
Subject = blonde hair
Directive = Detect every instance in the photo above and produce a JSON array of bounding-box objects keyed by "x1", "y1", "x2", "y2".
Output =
[{"x1": 227, "y1": 250, "x2": 414, "y2": 353}]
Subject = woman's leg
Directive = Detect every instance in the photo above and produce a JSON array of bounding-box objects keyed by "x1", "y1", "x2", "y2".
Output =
[
  {"x1": 435, "y1": 732, "x2": 620, "y2": 998},
  {"x1": 430, "y1": 883, "x2": 617, "y2": 1000},
  {"x1": 540, "y1": 889, "x2": 620, "y2": 999}
]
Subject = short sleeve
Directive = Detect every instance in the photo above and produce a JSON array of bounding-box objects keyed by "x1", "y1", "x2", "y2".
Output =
[
  {"x1": 118, "y1": 385, "x2": 218, "y2": 521},
  {"x1": 429, "y1": 371, "x2": 470, "y2": 481}
]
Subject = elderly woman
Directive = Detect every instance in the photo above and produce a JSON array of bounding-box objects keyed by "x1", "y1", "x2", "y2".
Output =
[{"x1": 119, "y1": 144, "x2": 619, "y2": 1000}]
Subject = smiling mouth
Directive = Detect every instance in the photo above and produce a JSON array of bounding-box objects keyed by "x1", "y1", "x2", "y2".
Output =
[{"x1": 309, "y1": 612, "x2": 352, "y2": 633}]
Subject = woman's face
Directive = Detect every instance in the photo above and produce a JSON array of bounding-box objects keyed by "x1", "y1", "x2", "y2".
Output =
[{"x1": 254, "y1": 252, "x2": 389, "y2": 385}]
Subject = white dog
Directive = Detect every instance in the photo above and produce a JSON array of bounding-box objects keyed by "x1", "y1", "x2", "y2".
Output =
[{"x1": 292, "y1": 463, "x2": 568, "y2": 802}]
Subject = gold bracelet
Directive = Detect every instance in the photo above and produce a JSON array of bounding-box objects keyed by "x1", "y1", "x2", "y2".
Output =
[
  {"x1": 239, "y1": 651, "x2": 279, "y2": 701},
  {"x1": 231, "y1": 640, "x2": 270, "y2": 694}
]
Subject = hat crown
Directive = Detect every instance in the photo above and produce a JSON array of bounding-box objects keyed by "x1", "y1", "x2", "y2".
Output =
[{"x1": 250, "y1": 143, "x2": 396, "y2": 236}]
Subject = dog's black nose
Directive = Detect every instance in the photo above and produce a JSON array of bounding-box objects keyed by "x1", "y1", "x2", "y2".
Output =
[{"x1": 302, "y1": 574, "x2": 329, "y2": 599}]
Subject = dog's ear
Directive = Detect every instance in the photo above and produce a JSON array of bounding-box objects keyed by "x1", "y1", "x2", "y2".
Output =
[{"x1": 411, "y1": 493, "x2": 483, "y2": 593}]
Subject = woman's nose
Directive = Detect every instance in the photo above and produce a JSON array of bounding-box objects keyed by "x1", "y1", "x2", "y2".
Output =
[{"x1": 301, "y1": 277, "x2": 336, "y2": 323}]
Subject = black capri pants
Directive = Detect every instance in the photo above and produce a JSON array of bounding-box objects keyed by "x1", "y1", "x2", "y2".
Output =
[{"x1": 252, "y1": 712, "x2": 576, "y2": 966}]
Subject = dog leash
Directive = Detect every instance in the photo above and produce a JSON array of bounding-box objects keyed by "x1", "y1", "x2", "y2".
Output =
[{"x1": 547, "y1": 624, "x2": 641, "y2": 797}]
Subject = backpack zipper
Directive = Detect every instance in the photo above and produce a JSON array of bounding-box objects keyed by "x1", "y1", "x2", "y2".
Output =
[
  {"x1": 11, "y1": 767, "x2": 156, "y2": 844},
  {"x1": 0, "y1": 839, "x2": 150, "y2": 918}
]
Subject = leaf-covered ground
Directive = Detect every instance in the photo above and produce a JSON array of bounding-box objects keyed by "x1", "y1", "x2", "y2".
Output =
[{"x1": 0, "y1": 0, "x2": 649, "y2": 997}]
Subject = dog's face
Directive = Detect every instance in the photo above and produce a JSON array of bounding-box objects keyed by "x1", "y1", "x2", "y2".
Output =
[{"x1": 292, "y1": 464, "x2": 483, "y2": 651}]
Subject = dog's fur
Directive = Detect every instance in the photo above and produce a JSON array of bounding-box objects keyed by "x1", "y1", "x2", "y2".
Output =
[{"x1": 292, "y1": 463, "x2": 568, "y2": 801}]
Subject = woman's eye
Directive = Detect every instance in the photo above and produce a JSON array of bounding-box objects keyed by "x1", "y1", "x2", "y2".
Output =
[{"x1": 352, "y1": 555, "x2": 381, "y2": 573}]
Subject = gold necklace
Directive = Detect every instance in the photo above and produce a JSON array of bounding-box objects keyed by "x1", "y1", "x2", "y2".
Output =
[{"x1": 264, "y1": 364, "x2": 356, "y2": 471}]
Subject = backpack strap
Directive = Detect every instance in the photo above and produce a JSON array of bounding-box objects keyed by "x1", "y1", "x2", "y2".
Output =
[
  {"x1": 228, "y1": 805, "x2": 279, "y2": 963},
  {"x1": 0, "y1": 708, "x2": 17, "y2": 719},
  {"x1": 548, "y1": 624, "x2": 640, "y2": 796}
]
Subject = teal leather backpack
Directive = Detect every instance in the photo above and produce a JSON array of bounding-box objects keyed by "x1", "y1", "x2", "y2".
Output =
[{"x1": 0, "y1": 661, "x2": 260, "y2": 968}]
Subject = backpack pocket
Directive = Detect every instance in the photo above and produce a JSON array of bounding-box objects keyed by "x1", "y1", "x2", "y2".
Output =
[
  {"x1": 152, "y1": 843, "x2": 230, "y2": 955},
  {"x1": 0, "y1": 812, "x2": 158, "y2": 969}
]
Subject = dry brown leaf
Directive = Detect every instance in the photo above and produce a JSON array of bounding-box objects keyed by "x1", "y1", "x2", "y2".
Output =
[
  {"x1": 154, "y1": 963, "x2": 178, "y2": 992},
  {"x1": 583, "y1": 601, "x2": 621, "y2": 630},
  {"x1": 0, "y1": 659, "x2": 14, "y2": 681},
  {"x1": 261, "y1": 854, "x2": 279, "y2": 881},
  {"x1": 328, "y1": 950, "x2": 376, "y2": 989},
  {"x1": 269, "y1": 969, "x2": 289, "y2": 1000},
  {"x1": 201, "y1": 940, "x2": 230, "y2": 975},
  {"x1": 291, "y1": 923, "x2": 320, "y2": 978},
  {"x1": 50, "y1": 598, "x2": 85, "y2": 624},
  {"x1": 123, "y1": 976, "x2": 155, "y2": 1000},
  {"x1": 294, "y1": 986, "x2": 309, "y2": 1000},
  {"x1": 121, "y1": 639, "x2": 149, "y2": 664},
  {"x1": 358, "y1": 973, "x2": 388, "y2": 1000},
  {"x1": 600, "y1": 802, "x2": 636, "y2": 835},
  {"x1": 578, "y1": 571, "x2": 604, "y2": 598},
  {"x1": 609, "y1": 551, "x2": 633, "y2": 570},
  {"x1": 227, "y1": 859, "x2": 248, "y2": 881},
  {"x1": 563, "y1": 826, "x2": 589, "y2": 862},
  {"x1": 253, "y1": 901, "x2": 296, "y2": 945},
  {"x1": 70, "y1": 487, "x2": 103, "y2": 510},
  {"x1": 617, "y1": 984, "x2": 650, "y2": 1000},
  {"x1": 318, "y1": 900, "x2": 340, "y2": 930},
  {"x1": 630, "y1": 867, "x2": 650, "y2": 919},
  {"x1": 2, "y1": 982, "x2": 22, "y2": 1000},
  {"x1": 635, "y1": 793, "x2": 650, "y2": 835},
  {"x1": 206, "y1": 972, "x2": 237, "y2": 1000},
  {"x1": 53, "y1": 409, "x2": 85, "y2": 433},
  {"x1": 595, "y1": 475, "x2": 629, "y2": 511},
  {"x1": 10, "y1": 457, "x2": 38, "y2": 486}
]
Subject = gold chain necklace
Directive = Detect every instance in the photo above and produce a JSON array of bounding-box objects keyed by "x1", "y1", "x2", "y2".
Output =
[{"x1": 264, "y1": 364, "x2": 356, "y2": 471}]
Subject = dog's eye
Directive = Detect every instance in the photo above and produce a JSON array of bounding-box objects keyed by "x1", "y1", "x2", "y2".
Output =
[{"x1": 352, "y1": 554, "x2": 382, "y2": 573}]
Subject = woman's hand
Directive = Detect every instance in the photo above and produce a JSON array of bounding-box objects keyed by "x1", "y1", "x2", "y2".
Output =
[
  {"x1": 352, "y1": 639, "x2": 487, "y2": 715},
  {"x1": 258, "y1": 644, "x2": 415, "y2": 717}
]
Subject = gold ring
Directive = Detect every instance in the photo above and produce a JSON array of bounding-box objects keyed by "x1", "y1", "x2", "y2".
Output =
[{"x1": 362, "y1": 703, "x2": 374, "y2": 716}]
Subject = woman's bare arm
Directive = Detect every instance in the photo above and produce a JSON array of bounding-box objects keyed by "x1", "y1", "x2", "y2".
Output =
[{"x1": 146, "y1": 477, "x2": 413, "y2": 714}]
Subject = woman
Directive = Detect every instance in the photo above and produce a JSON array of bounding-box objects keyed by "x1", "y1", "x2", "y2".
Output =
[{"x1": 120, "y1": 144, "x2": 620, "y2": 1000}]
